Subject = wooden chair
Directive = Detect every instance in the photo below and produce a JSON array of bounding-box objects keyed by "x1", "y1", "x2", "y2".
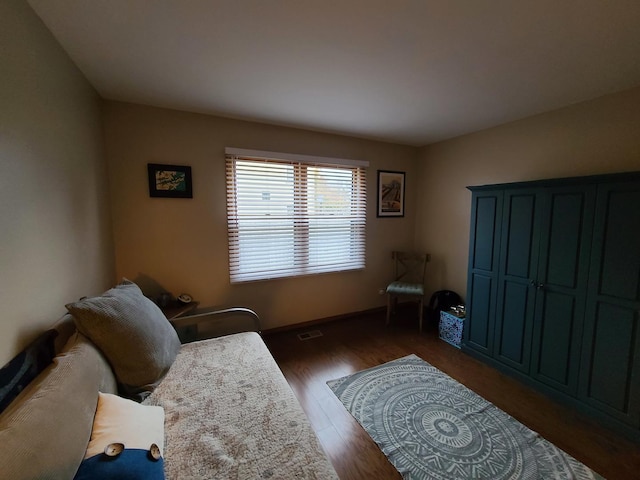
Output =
[{"x1": 385, "y1": 251, "x2": 429, "y2": 332}]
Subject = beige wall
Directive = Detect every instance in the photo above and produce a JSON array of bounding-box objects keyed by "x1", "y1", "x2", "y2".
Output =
[
  {"x1": 0, "y1": 0, "x2": 115, "y2": 365},
  {"x1": 6, "y1": 0, "x2": 637, "y2": 361},
  {"x1": 415, "y1": 86, "x2": 640, "y2": 300},
  {"x1": 103, "y1": 102, "x2": 419, "y2": 330}
]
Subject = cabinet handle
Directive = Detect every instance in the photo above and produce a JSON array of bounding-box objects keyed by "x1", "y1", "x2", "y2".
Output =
[{"x1": 528, "y1": 280, "x2": 545, "y2": 290}]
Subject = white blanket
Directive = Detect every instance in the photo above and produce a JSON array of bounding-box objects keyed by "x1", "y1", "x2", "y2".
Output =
[{"x1": 145, "y1": 332, "x2": 338, "y2": 479}]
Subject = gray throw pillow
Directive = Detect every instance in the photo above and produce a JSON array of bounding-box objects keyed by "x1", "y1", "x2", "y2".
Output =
[{"x1": 66, "y1": 280, "x2": 181, "y2": 400}]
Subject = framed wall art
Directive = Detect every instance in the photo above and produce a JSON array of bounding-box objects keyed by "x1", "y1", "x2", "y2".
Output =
[
  {"x1": 377, "y1": 170, "x2": 405, "y2": 217},
  {"x1": 147, "y1": 163, "x2": 193, "y2": 198}
]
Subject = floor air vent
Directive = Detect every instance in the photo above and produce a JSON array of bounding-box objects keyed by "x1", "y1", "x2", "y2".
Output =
[{"x1": 297, "y1": 330, "x2": 323, "y2": 341}]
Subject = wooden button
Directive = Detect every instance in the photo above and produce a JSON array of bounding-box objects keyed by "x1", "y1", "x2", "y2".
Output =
[
  {"x1": 149, "y1": 443, "x2": 161, "y2": 461},
  {"x1": 104, "y1": 443, "x2": 124, "y2": 457}
]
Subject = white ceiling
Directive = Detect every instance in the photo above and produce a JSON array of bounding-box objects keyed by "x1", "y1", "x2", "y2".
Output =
[{"x1": 28, "y1": 0, "x2": 640, "y2": 146}]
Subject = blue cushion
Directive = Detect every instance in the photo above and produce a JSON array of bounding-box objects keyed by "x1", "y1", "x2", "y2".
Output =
[
  {"x1": 74, "y1": 393, "x2": 165, "y2": 480},
  {"x1": 74, "y1": 449, "x2": 164, "y2": 480}
]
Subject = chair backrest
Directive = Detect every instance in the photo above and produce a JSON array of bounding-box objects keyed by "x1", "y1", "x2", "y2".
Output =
[{"x1": 392, "y1": 251, "x2": 428, "y2": 285}]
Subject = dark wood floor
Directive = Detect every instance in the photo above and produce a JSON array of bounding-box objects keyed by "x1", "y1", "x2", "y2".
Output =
[{"x1": 263, "y1": 310, "x2": 640, "y2": 480}]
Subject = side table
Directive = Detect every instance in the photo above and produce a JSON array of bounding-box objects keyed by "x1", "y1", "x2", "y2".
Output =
[
  {"x1": 161, "y1": 301, "x2": 199, "y2": 342},
  {"x1": 160, "y1": 301, "x2": 199, "y2": 320}
]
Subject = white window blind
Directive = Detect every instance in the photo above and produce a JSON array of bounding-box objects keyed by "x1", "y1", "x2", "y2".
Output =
[{"x1": 225, "y1": 148, "x2": 367, "y2": 283}]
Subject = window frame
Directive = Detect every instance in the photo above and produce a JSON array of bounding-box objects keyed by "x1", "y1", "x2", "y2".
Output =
[{"x1": 225, "y1": 148, "x2": 368, "y2": 283}]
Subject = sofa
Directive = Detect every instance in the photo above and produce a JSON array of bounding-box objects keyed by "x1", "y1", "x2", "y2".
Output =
[{"x1": 0, "y1": 281, "x2": 339, "y2": 479}]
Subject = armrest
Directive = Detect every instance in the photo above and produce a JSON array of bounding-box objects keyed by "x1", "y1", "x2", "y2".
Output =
[{"x1": 170, "y1": 307, "x2": 261, "y2": 341}]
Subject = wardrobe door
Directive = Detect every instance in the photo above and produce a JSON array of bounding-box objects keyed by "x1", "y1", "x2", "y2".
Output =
[
  {"x1": 493, "y1": 189, "x2": 542, "y2": 373},
  {"x1": 464, "y1": 190, "x2": 503, "y2": 356},
  {"x1": 530, "y1": 186, "x2": 595, "y2": 394},
  {"x1": 579, "y1": 181, "x2": 640, "y2": 428}
]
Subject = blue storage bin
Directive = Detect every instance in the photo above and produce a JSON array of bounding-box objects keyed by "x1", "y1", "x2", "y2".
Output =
[{"x1": 439, "y1": 310, "x2": 464, "y2": 348}]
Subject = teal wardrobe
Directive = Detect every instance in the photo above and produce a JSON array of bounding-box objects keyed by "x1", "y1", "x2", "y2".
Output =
[{"x1": 464, "y1": 172, "x2": 640, "y2": 440}]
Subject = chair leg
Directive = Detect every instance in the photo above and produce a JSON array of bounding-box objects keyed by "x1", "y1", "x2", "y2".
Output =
[
  {"x1": 386, "y1": 294, "x2": 392, "y2": 326},
  {"x1": 418, "y1": 297, "x2": 424, "y2": 333}
]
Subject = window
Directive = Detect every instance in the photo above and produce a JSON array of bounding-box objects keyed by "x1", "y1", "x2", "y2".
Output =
[{"x1": 225, "y1": 148, "x2": 368, "y2": 283}]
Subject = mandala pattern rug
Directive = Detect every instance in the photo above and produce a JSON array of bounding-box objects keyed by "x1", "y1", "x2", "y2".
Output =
[{"x1": 327, "y1": 354, "x2": 604, "y2": 480}]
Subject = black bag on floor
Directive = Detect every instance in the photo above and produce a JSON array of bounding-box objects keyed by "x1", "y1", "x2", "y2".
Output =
[{"x1": 428, "y1": 290, "x2": 462, "y2": 316}]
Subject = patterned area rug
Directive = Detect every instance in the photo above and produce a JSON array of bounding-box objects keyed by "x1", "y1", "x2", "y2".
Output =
[{"x1": 327, "y1": 355, "x2": 604, "y2": 480}]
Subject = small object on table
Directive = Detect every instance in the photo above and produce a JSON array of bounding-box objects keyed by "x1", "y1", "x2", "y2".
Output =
[
  {"x1": 177, "y1": 293, "x2": 192, "y2": 304},
  {"x1": 157, "y1": 292, "x2": 172, "y2": 308}
]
